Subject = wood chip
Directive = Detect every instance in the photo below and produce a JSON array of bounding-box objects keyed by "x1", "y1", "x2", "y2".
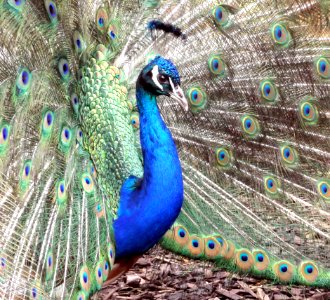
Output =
[
  {"x1": 136, "y1": 258, "x2": 151, "y2": 267},
  {"x1": 217, "y1": 287, "x2": 243, "y2": 300},
  {"x1": 238, "y1": 281, "x2": 258, "y2": 298},
  {"x1": 290, "y1": 288, "x2": 302, "y2": 296},
  {"x1": 274, "y1": 294, "x2": 291, "y2": 300},
  {"x1": 125, "y1": 274, "x2": 141, "y2": 287},
  {"x1": 310, "y1": 292, "x2": 330, "y2": 300},
  {"x1": 257, "y1": 287, "x2": 270, "y2": 300},
  {"x1": 217, "y1": 271, "x2": 231, "y2": 279},
  {"x1": 187, "y1": 283, "x2": 198, "y2": 290},
  {"x1": 167, "y1": 292, "x2": 184, "y2": 300},
  {"x1": 204, "y1": 269, "x2": 213, "y2": 278}
]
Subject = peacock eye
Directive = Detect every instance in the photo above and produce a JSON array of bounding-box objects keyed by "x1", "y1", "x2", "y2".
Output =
[{"x1": 158, "y1": 74, "x2": 168, "y2": 84}]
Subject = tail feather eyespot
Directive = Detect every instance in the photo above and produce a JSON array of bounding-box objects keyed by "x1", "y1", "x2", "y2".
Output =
[
  {"x1": 44, "y1": 0, "x2": 58, "y2": 22},
  {"x1": 253, "y1": 250, "x2": 270, "y2": 271},
  {"x1": 75, "y1": 291, "x2": 88, "y2": 300},
  {"x1": 263, "y1": 175, "x2": 281, "y2": 197},
  {"x1": 108, "y1": 23, "x2": 119, "y2": 42},
  {"x1": 79, "y1": 265, "x2": 92, "y2": 293},
  {"x1": 56, "y1": 179, "x2": 67, "y2": 214},
  {"x1": 317, "y1": 179, "x2": 330, "y2": 201},
  {"x1": 273, "y1": 260, "x2": 294, "y2": 282},
  {"x1": 173, "y1": 225, "x2": 190, "y2": 246},
  {"x1": 107, "y1": 243, "x2": 115, "y2": 268},
  {"x1": 0, "y1": 124, "x2": 11, "y2": 154},
  {"x1": 103, "y1": 260, "x2": 110, "y2": 281},
  {"x1": 20, "y1": 160, "x2": 32, "y2": 193},
  {"x1": 215, "y1": 147, "x2": 233, "y2": 169},
  {"x1": 94, "y1": 202, "x2": 105, "y2": 218},
  {"x1": 298, "y1": 98, "x2": 319, "y2": 126},
  {"x1": 81, "y1": 173, "x2": 94, "y2": 193},
  {"x1": 279, "y1": 144, "x2": 298, "y2": 167},
  {"x1": 187, "y1": 87, "x2": 207, "y2": 112},
  {"x1": 259, "y1": 80, "x2": 278, "y2": 103},
  {"x1": 240, "y1": 115, "x2": 260, "y2": 138},
  {"x1": 94, "y1": 260, "x2": 105, "y2": 289},
  {"x1": 188, "y1": 236, "x2": 204, "y2": 256},
  {"x1": 299, "y1": 261, "x2": 319, "y2": 283},
  {"x1": 41, "y1": 111, "x2": 54, "y2": 139},
  {"x1": 16, "y1": 68, "x2": 32, "y2": 95},
  {"x1": 30, "y1": 280, "x2": 44, "y2": 299},
  {"x1": 235, "y1": 249, "x2": 254, "y2": 271},
  {"x1": 204, "y1": 237, "x2": 222, "y2": 258},
  {"x1": 71, "y1": 94, "x2": 79, "y2": 115},
  {"x1": 73, "y1": 31, "x2": 85, "y2": 53},
  {"x1": 130, "y1": 113, "x2": 140, "y2": 130},
  {"x1": 59, "y1": 126, "x2": 73, "y2": 152},
  {"x1": 212, "y1": 5, "x2": 233, "y2": 28},
  {"x1": 96, "y1": 8, "x2": 109, "y2": 32},
  {"x1": 208, "y1": 54, "x2": 227, "y2": 77},
  {"x1": 46, "y1": 251, "x2": 54, "y2": 280},
  {"x1": 271, "y1": 23, "x2": 292, "y2": 47},
  {"x1": 58, "y1": 58, "x2": 70, "y2": 80},
  {"x1": 7, "y1": 0, "x2": 26, "y2": 11},
  {"x1": 315, "y1": 56, "x2": 330, "y2": 79}
]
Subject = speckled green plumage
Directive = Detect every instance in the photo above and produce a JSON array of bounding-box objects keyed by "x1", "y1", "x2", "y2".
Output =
[
  {"x1": 1, "y1": 0, "x2": 330, "y2": 298},
  {"x1": 79, "y1": 48, "x2": 143, "y2": 210}
]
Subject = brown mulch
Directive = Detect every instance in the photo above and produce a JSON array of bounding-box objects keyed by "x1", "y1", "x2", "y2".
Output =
[{"x1": 94, "y1": 246, "x2": 330, "y2": 300}]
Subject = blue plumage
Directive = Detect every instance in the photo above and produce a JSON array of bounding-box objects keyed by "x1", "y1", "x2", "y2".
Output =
[{"x1": 114, "y1": 57, "x2": 184, "y2": 258}]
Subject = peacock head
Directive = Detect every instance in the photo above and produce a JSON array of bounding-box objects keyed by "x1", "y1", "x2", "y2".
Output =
[{"x1": 137, "y1": 56, "x2": 188, "y2": 111}]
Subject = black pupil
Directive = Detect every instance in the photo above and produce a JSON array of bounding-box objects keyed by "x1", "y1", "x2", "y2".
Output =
[{"x1": 159, "y1": 75, "x2": 167, "y2": 83}]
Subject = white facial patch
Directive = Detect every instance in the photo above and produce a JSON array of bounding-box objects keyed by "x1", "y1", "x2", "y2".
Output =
[
  {"x1": 169, "y1": 77, "x2": 175, "y2": 93},
  {"x1": 151, "y1": 65, "x2": 163, "y2": 91}
]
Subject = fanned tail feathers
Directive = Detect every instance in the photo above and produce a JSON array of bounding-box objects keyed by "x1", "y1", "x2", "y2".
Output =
[
  {"x1": 0, "y1": 0, "x2": 139, "y2": 298},
  {"x1": 0, "y1": 0, "x2": 330, "y2": 298},
  {"x1": 149, "y1": 0, "x2": 330, "y2": 287}
]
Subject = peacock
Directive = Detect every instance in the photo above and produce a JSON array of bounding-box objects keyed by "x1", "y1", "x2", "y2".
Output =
[{"x1": 0, "y1": 0, "x2": 330, "y2": 298}]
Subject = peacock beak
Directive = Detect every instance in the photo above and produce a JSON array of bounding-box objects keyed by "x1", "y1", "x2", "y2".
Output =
[{"x1": 169, "y1": 78, "x2": 189, "y2": 111}]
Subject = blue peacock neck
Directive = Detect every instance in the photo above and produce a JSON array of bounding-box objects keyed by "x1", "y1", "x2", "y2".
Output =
[
  {"x1": 136, "y1": 86, "x2": 180, "y2": 187},
  {"x1": 114, "y1": 84, "x2": 184, "y2": 258}
]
